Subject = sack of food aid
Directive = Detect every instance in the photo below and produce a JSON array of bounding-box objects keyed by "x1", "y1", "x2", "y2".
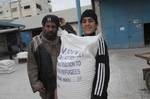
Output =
[{"x1": 57, "y1": 33, "x2": 100, "y2": 99}]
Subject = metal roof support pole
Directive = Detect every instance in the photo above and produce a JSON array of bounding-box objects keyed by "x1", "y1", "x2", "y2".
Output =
[{"x1": 75, "y1": 0, "x2": 82, "y2": 36}]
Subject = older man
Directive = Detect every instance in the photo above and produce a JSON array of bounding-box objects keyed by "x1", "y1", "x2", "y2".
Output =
[{"x1": 27, "y1": 14, "x2": 61, "y2": 99}]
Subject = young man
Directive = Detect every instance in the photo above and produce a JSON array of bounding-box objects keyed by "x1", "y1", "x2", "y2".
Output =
[
  {"x1": 27, "y1": 14, "x2": 61, "y2": 99},
  {"x1": 80, "y1": 9, "x2": 110, "y2": 99}
]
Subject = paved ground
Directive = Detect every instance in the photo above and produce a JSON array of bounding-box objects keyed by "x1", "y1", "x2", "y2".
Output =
[
  {"x1": 0, "y1": 62, "x2": 41, "y2": 99},
  {"x1": 108, "y1": 47, "x2": 150, "y2": 99},
  {"x1": 0, "y1": 47, "x2": 150, "y2": 99}
]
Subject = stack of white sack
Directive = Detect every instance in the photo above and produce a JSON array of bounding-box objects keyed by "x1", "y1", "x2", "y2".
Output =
[
  {"x1": 16, "y1": 51, "x2": 28, "y2": 59},
  {"x1": 57, "y1": 33, "x2": 101, "y2": 99},
  {"x1": 0, "y1": 59, "x2": 16, "y2": 73}
]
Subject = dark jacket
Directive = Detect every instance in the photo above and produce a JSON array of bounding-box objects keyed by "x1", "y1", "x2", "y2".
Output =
[
  {"x1": 83, "y1": 33, "x2": 110, "y2": 99},
  {"x1": 27, "y1": 34, "x2": 61, "y2": 96},
  {"x1": 91, "y1": 40, "x2": 110, "y2": 99},
  {"x1": 34, "y1": 44, "x2": 56, "y2": 92}
]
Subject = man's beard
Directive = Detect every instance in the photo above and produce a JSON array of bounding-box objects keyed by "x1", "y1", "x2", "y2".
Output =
[{"x1": 44, "y1": 31, "x2": 57, "y2": 40}]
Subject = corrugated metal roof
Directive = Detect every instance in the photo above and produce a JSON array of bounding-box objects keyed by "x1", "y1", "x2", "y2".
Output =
[
  {"x1": 0, "y1": 28, "x2": 19, "y2": 34},
  {"x1": 0, "y1": 21, "x2": 25, "y2": 29},
  {"x1": 0, "y1": 20, "x2": 25, "y2": 34}
]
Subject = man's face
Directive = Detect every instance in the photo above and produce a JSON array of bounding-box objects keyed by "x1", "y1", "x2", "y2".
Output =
[
  {"x1": 42, "y1": 21, "x2": 58, "y2": 37},
  {"x1": 81, "y1": 17, "x2": 97, "y2": 36}
]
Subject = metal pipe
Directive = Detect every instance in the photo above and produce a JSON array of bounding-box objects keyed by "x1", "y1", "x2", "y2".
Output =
[{"x1": 75, "y1": 0, "x2": 82, "y2": 36}]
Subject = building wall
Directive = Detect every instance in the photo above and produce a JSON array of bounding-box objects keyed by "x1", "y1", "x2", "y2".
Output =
[
  {"x1": 0, "y1": 0, "x2": 52, "y2": 20},
  {"x1": 11, "y1": 1, "x2": 20, "y2": 19},
  {"x1": 12, "y1": 5, "x2": 92, "y2": 33},
  {"x1": 0, "y1": 3, "x2": 11, "y2": 19},
  {"x1": 100, "y1": 0, "x2": 150, "y2": 48}
]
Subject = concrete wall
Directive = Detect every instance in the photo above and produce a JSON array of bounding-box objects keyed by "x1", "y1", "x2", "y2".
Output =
[
  {"x1": 0, "y1": 0, "x2": 52, "y2": 20},
  {"x1": 12, "y1": 5, "x2": 92, "y2": 36}
]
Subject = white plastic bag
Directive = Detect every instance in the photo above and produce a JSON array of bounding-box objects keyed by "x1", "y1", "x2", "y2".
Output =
[{"x1": 57, "y1": 33, "x2": 100, "y2": 99}]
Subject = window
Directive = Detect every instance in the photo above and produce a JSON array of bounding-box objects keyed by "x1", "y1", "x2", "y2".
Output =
[
  {"x1": 49, "y1": 8, "x2": 52, "y2": 12},
  {"x1": 13, "y1": 17, "x2": 19, "y2": 19},
  {"x1": 25, "y1": 15, "x2": 32, "y2": 17},
  {"x1": 48, "y1": 0, "x2": 51, "y2": 3},
  {"x1": 11, "y1": 7, "x2": 17, "y2": 12},
  {"x1": 24, "y1": 5, "x2": 30, "y2": 9},
  {"x1": 36, "y1": 4, "x2": 42, "y2": 10}
]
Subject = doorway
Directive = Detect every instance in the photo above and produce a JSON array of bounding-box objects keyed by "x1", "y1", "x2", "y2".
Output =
[{"x1": 144, "y1": 23, "x2": 150, "y2": 45}]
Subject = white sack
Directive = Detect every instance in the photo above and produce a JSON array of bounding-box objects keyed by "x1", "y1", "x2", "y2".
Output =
[
  {"x1": 16, "y1": 51, "x2": 28, "y2": 59},
  {"x1": 57, "y1": 28, "x2": 68, "y2": 36},
  {"x1": 57, "y1": 33, "x2": 101, "y2": 99},
  {"x1": 0, "y1": 59, "x2": 16, "y2": 73}
]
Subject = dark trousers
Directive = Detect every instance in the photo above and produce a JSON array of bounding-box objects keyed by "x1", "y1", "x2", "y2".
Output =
[{"x1": 39, "y1": 91, "x2": 54, "y2": 99}]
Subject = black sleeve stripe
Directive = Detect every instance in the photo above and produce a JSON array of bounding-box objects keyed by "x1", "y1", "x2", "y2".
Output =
[{"x1": 94, "y1": 63, "x2": 105, "y2": 96}]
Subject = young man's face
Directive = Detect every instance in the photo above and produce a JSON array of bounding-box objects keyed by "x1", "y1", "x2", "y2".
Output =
[
  {"x1": 42, "y1": 21, "x2": 58, "y2": 38},
  {"x1": 81, "y1": 17, "x2": 97, "y2": 36}
]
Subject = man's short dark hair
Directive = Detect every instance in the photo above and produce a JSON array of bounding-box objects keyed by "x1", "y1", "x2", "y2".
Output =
[{"x1": 42, "y1": 14, "x2": 60, "y2": 27}]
